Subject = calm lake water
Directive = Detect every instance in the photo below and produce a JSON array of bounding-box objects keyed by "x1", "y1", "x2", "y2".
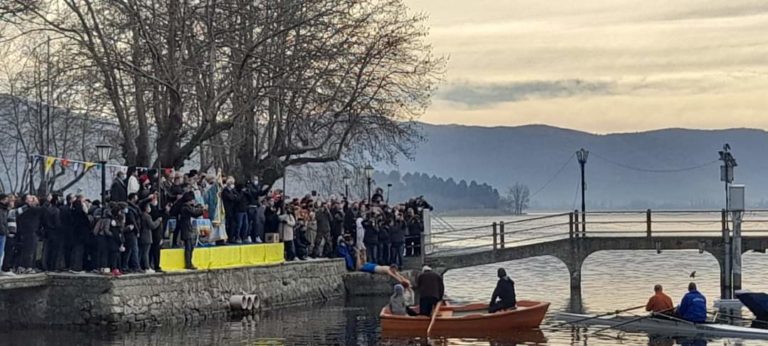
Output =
[{"x1": 4, "y1": 214, "x2": 768, "y2": 346}]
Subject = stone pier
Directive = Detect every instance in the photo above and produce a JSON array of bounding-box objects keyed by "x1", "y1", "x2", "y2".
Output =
[{"x1": 0, "y1": 259, "x2": 348, "y2": 328}]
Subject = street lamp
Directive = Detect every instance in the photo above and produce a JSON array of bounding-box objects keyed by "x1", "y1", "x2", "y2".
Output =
[
  {"x1": 96, "y1": 143, "x2": 113, "y2": 203},
  {"x1": 342, "y1": 175, "x2": 350, "y2": 198},
  {"x1": 364, "y1": 164, "x2": 374, "y2": 203},
  {"x1": 576, "y1": 148, "x2": 589, "y2": 234},
  {"x1": 386, "y1": 183, "x2": 392, "y2": 204}
]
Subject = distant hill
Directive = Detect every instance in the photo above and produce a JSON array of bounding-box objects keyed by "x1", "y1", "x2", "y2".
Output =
[{"x1": 389, "y1": 123, "x2": 768, "y2": 210}]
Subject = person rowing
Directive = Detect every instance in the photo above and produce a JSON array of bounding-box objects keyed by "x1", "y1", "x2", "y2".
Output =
[
  {"x1": 677, "y1": 282, "x2": 707, "y2": 323},
  {"x1": 489, "y1": 268, "x2": 516, "y2": 313},
  {"x1": 645, "y1": 284, "x2": 674, "y2": 314}
]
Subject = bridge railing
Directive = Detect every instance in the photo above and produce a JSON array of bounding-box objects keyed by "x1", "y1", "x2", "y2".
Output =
[{"x1": 425, "y1": 209, "x2": 768, "y2": 257}]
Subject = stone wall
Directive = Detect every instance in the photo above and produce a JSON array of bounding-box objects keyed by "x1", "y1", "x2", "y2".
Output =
[
  {"x1": 343, "y1": 270, "x2": 418, "y2": 297},
  {"x1": 0, "y1": 259, "x2": 347, "y2": 328}
]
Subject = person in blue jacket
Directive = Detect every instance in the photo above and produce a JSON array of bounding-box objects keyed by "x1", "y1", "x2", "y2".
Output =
[{"x1": 677, "y1": 282, "x2": 707, "y2": 323}]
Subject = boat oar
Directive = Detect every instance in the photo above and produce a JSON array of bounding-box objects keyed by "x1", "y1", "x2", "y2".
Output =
[
  {"x1": 554, "y1": 305, "x2": 645, "y2": 328},
  {"x1": 590, "y1": 307, "x2": 676, "y2": 336},
  {"x1": 426, "y1": 300, "x2": 443, "y2": 338}
]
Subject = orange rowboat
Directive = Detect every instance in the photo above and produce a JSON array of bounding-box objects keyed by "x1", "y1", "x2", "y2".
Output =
[{"x1": 379, "y1": 300, "x2": 549, "y2": 337}]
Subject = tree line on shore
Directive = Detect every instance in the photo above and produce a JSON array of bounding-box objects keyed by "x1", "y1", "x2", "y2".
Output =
[{"x1": 0, "y1": 0, "x2": 444, "y2": 195}]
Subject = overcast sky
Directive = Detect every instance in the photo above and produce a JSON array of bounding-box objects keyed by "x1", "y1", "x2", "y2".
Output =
[{"x1": 405, "y1": 0, "x2": 768, "y2": 133}]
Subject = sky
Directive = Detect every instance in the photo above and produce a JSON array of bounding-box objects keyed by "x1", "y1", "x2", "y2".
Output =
[{"x1": 404, "y1": 0, "x2": 768, "y2": 133}]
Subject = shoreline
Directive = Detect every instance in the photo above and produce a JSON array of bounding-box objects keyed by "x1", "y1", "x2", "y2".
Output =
[{"x1": 0, "y1": 259, "x2": 411, "y2": 329}]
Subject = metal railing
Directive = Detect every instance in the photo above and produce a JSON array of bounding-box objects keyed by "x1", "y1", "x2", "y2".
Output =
[{"x1": 425, "y1": 209, "x2": 768, "y2": 257}]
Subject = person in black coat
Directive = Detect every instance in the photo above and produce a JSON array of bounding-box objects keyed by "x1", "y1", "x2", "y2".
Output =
[
  {"x1": 177, "y1": 192, "x2": 205, "y2": 270},
  {"x1": 109, "y1": 172, "x2": 128, "y2": 202},
  {"x1": 68, "y1": 198, "x2": 92, "y2": 272},
  {"x1": 389, "y1": 213, "x2": 407, "y2": 268},
  {"x1": 264, "y1": 203, "x2": 280, "y2": 237},
  {"x1": 221, "y1": 178, "x2": 243, "y2": 243},
  {"x1": 122, "y1": 194, "x2": 142, "y2": 273},
  {"x1": 377, "y1": 216, "x2": 390, "y2": 265},
  {"x1": 330, "y1": 203, "x2": 344, "y2": 256},
  {"x1": 362, "y1": 213, "x2": 378, "y2": 264},
  {"x1": 15, "y1": 195, "x2": 46, "y2": 273},
  {"x1": 489, "y1": 268, "x2": 517, "y2": 313},
  {"x1": 139, "y1": 200, "x2": 161, "y2": 272},
  {"x1": 42, "y1": 195, "x2": 63, "y2": 271}
]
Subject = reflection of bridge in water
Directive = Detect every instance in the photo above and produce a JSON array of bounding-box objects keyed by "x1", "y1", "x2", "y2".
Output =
[{"x1": 419, "y1": 211, "x2": 768, "y2": 303}]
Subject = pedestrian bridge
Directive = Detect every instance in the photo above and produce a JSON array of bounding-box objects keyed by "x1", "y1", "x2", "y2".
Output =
[{"x1": 421, "y1": 210, "x2": 768, "y2": 299}]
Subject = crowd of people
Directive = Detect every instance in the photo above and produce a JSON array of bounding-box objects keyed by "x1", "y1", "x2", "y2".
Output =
[{"x1": 0, "y1": 167, "x2": 433, "y2": 277}]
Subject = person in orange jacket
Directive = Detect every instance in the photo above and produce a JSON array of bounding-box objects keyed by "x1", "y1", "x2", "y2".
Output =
[{"x1": 646, "y1": 284, "x2": 674, "y2": 314}]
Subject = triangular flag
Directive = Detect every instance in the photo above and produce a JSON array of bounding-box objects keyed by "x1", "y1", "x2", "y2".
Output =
[
  {"x1": 60, "y1": 159, "x2": 70, "y2": 168},
  {"x1": 85, "y1": 162, "x2": 96, "y2": 171},
  {"x1": 44, "y1": 156, "x2": 56, "y2": 173}
]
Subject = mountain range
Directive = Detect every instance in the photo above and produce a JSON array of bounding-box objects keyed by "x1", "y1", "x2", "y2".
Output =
[{"x1": 388, "y1": 123, "x2": 768, "y2": 210}]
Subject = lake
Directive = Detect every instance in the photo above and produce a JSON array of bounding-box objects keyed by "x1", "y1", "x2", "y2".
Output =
[{"x1": 3, "y1": 214, "x2": 768, "y2": 345}]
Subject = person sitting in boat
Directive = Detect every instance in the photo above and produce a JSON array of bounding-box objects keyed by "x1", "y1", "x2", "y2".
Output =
[
  {"x1": 389, "y1": 284, "x2": 418, "y2": 316},
  {"x1": 359, "y1": 263, "x2": 410, "y2": 286},
  {"x1": 677, "y1": 282, "x2": 707, "y2": 323},
  {"x1": 489, "y1": 268, "x2": 517, "y2": 313},
  {"x1": 416, "y1": 265, "x2": 444, "y2": 316},
  {"x1": 646, "y1": 284, "x2": 674, "y2": 314}
]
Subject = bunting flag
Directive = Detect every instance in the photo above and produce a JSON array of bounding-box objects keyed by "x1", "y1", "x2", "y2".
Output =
[
  {"x1": 44, "y1": 156, "x2": 56, "y2": 173},
  {"x1": 30, "y1": 154, "x2": 174, "y2": 177}
]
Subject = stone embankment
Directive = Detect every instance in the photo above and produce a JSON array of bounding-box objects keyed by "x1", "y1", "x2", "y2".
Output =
[{"x1": 0, "y1": 259, "x2": 351, "y2": 328}]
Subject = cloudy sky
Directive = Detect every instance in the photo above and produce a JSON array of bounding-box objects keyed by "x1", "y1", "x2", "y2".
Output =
[{"x1": 404, "y1": 0, "x2": 768, "y2": 133}]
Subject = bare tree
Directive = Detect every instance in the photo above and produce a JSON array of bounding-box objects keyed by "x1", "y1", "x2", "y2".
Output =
[
  {"x1": 504, "y1": 183, "x2": 530, "y2": 215},
  {"x1": 3, "y1": 0, "x2": 443, "y2": 186}
]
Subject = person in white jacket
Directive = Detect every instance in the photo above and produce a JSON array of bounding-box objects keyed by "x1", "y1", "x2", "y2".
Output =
[
  {"x1": 126, "y1": 167, "x2": 140, "y2": 196},
  {"x1": 279, "y1": 207, "x2": 296, "y2": 261},
  {"x1": 355, "y1": 215, "x2": 366, "y2": 269}
]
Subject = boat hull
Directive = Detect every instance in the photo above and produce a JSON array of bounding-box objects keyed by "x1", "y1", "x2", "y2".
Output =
[
  {"x1": 380, "y1": 300, "x2": 549, "y2": 336},
  {"x1": 556, "y1": 312, "x2": 768, "y2": 340}
]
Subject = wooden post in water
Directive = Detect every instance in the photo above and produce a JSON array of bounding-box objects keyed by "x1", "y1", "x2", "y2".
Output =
[
  {"x1": 500, "y1": 221, "x2": 505, "y2": 249},
  {"x1": 646, "y1": 209, "x2": 652, "y2": 238},
  {"x1": 492, "y1": 222, "x2": 498, "y2": 251},
  {"x1": 569, "y1": 212, "x2": 574, "y2": 239}
]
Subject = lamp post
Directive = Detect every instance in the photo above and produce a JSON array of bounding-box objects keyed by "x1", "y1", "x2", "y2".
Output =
[
  {"x1": 96, "y1": 143, "x2": 113, "y2": 203},
  {"x1": 576, "y1": 148, "x2": 589, "y2": 234},
  {"x1": 342, "y1": 175, "x2": 350, "y2": 198},
  {"x1": 364, "y1": 164, "x2": 374, "y2": 203},
  {"x1": 386, "y1": 183, "x2": 392, "y2": 204}
]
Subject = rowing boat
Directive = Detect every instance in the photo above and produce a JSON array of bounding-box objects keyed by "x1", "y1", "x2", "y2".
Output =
[
  {"x1": 380, "y1": 300, "x2": 549, "y2": 337},
  {"x1": 556, "y1": 312, "x2": 768, "y2": 339}
]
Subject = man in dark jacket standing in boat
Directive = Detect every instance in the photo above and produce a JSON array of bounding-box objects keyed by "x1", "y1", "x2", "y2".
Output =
[
  {"x1": 489, "y1": 268, "x2": 517, "y2": 313},
  {"x1": 416, "y1": 265, "x2": 444, "y2": 316}
]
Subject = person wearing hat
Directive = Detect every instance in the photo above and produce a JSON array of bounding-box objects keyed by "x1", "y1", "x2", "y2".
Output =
[
  {"x1": 489, "y1": 268, "x2": 517, "y2": 313},
  {"x1": 416, "y1": 265, "x2": 444, "y2": 316},
  {"x1": 177, "y1": 191, "x2": 206, "y2": 270}
]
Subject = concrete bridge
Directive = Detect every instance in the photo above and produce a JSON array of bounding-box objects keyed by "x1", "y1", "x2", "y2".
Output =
[{"x1": 420, "y1": 210, "x2": 768, "y2": 300}]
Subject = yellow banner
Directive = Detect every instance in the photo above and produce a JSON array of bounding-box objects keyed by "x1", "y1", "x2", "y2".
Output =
[{"x1": 44, "y1": 156, "x2": 56, "y2": 173}]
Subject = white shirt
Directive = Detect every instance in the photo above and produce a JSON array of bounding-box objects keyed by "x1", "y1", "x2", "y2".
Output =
[
  {"x1": 127, "y1": 176, "x2": 140, "y2": 195},
  {"x1": 355, "y1": 217, "x2": 365, "y2": 250}
]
